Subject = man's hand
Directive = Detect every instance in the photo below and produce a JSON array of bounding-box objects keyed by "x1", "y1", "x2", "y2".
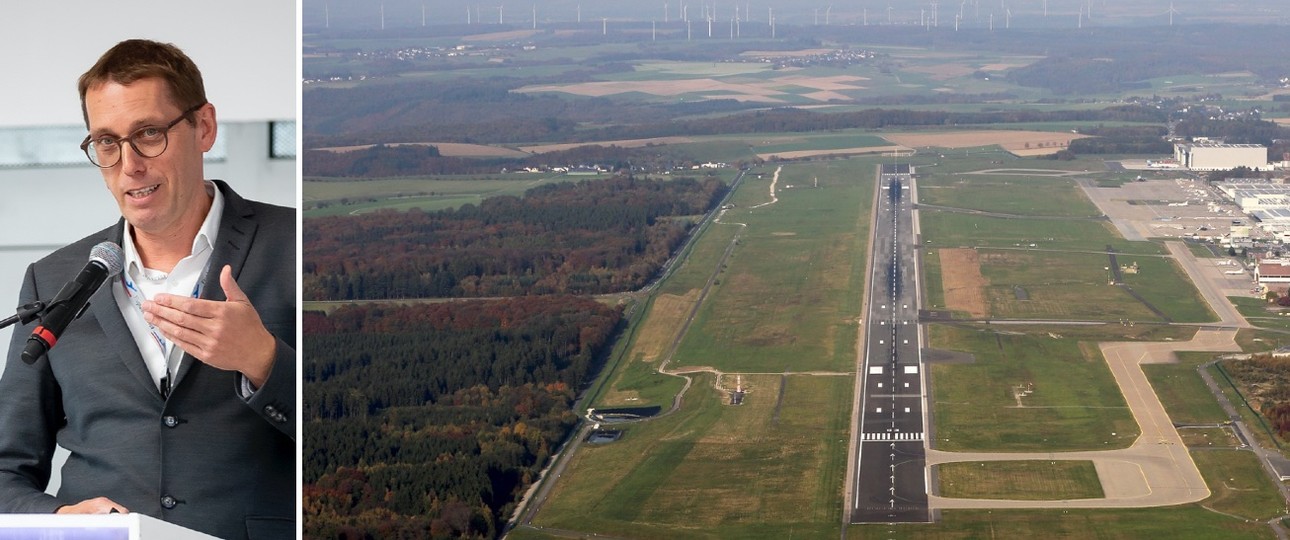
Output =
[
  {"x1": 142, "y1": 265, "x2": 276, "y2": 387},
  {"x1": 56, "y1": 497, "x2": 127, "y2": 514}
]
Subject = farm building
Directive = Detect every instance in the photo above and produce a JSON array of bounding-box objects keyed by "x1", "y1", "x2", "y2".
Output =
[{"x1": 1174, "y1": 143, "x2": 1269, "y2": 171}]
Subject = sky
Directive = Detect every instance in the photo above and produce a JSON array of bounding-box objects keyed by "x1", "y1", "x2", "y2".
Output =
[{"x1": 301, "y1": 0, "x2": 1290, "y2": 31}]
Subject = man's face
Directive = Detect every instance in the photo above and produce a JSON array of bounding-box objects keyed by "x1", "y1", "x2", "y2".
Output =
[{"x1": 83, "y1": 77, "x2": 215, "y2": 238}]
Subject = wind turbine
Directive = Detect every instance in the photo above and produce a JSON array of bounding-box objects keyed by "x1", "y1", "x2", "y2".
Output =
[
  {"x1": 324, "y1": 0, "x2": 330, "y2": 28},
  {"x1": 380, "y1": 2, "x2": 385, "y2": 30},
  {"x1": 826, "y1": 5, "x2": 832, "y2": 25},
  {"x1": 1167, "y1": 2, "x2": 1179, "y2": 26}
]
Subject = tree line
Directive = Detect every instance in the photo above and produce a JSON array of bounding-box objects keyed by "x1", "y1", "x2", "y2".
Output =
[
  {"x1": 303, "y1": 175, "x2": 727, "y2": 300},
  {"x1": 304, "y1": 143, "x2": 696, "y2": 179},
  {"x1": 303, "y1": 297, "x2": 622, "y2": 539},
  {"x1": 1222, "y1": 355, "x2": 1290, "y2": 443}
]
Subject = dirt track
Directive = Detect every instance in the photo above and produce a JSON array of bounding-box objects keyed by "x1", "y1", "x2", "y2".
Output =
[{"x1": 938, "y1": 248, "x2": 988, "y2": 318}]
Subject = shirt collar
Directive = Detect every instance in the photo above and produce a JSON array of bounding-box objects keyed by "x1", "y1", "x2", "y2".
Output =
[{"x1": 123, "y1": 180, "x2": 224, "y2": 277}]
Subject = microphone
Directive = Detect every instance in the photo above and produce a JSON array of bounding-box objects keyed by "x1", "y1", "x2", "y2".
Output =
[{"x1": 21, "y1": 242, "x2": 124, "y2": 364}]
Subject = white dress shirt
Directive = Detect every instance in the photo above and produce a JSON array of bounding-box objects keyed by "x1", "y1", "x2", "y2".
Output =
[{"x1": 112, "y1": 181, "x2": 223, "y2": 396}]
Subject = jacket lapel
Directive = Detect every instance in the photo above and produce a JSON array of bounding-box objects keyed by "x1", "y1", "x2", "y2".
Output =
[
  {"x1": 171, "y1": 180, "x2": 257, "y2": 390},
  {"x1": 88, "y1": 222, "x2": 160, "y2": 397}
]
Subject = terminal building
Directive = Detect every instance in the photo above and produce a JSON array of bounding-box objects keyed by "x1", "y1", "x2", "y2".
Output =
[{"x1": 1174, "y1": 143, "x2": 1270, "y2": 171}]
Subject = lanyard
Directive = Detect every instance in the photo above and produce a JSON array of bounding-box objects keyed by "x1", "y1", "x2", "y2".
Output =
[{"x1": 121, "y1": 261, "x2": 210, "y2": 398}]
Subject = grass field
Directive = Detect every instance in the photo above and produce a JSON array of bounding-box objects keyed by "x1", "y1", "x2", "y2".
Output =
[
  {"x1": 1144, "y1": 351, "x2": 1230, "y2": 425},
  {"x1": 1236, "y1": 328, "x2": 1290, "y2": 354},
  {"x1": 753, "y1": 134, "x2": 892, "y2": 155},
  {"x1": 1192, "y1": 449, "x2": 1288, "y2": 520},
  {"x1": 1178, "y1": 427, "x2": 1241, "y2": 447},
  {"x1": 302, "y1": 173, "x2": 574, "y2": 216},
  {"x1": 534, "y1": 373, "x2": 852, "y2": 538},
  {"x1": 670, "y1": 160, "x2": 873, "y2": 374},
  {"x1": 975, "y1": 249, "x2": 1164, "y2": 321},
  {"x1": 1230, "y1": 296, "x2": 1290, "y2": 332},
  {"x1": 1116, "y1": 256, "x2": 1217, "y2": 323},
  {"x1": 916, "y1": 172, "x2": 1101, "y2": 218},
  {"x1": 936, "y1": 461, "x2": 1104, "y2": 500},
  {"x1": 929, "y1": 323, "x2": 1140, "y2": 451},
  {"x1": 532, "y1": 159, "x2": 870, "y2": 537},
  {"x1": 847, "y1": 507, "x2": 1273, "y2": 539},
  {"x1": 921, "y1": 248, "x2": 947, "y2": 311},
  {"x1": 588, "y1": 292, "x2": 691, "y2": 411},
  {"x1": 920, "y1": 210, "x2": 1161, "y2": 254},
  {"x1": 914, "y1": 164, "x2": 1215, "y2": 324}
]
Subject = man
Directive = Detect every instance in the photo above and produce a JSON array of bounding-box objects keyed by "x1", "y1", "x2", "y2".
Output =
[{"x1": 0, "y1": 40, "x2": 295, "y2": 540}]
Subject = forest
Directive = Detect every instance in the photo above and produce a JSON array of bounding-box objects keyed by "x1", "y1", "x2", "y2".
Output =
[
  {"x1": 303, "y1": 298, "x2": 622, "y2": 538},
  {"x1": 304, "y1": 142, "x2": 698, "y2": 178},
  {"x1": 1067, "y1": 125, "x2": 1174, "y2": 155},
  {"x1": 1222, "y1": 355, "x2": 1290, "y2": 443},
  {"x1": 302, "y1": 175, "x2": 727, "y2": 300}
]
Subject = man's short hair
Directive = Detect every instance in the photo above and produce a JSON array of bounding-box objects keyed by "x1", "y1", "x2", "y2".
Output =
[{"x1": 77, "y1": 39, "x2": 207, "y2": 128}]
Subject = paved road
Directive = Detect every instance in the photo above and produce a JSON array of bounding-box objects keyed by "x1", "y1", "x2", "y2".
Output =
[{"x1": 1165, "y1": 241, "x2": 1250, "y2": 328}]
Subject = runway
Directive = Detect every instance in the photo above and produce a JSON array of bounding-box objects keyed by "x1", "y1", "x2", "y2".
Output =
[{"x1": 848, "y1": 164, "x2": 930, "y2": 523}]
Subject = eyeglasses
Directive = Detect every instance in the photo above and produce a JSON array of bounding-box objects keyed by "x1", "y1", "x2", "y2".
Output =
[{"x1": 80, "y1": 103, "x2": 205, "y2": 168}]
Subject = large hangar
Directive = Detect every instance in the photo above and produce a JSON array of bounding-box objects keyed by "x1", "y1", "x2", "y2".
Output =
[{"x1": 1174, "y1": 143, "x2": 1269, "y2": 171}]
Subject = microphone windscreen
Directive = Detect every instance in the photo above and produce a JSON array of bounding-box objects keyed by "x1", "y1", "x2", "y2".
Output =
[{"x1": 90, "y1": 241, "x2": 125, "y2": 277}]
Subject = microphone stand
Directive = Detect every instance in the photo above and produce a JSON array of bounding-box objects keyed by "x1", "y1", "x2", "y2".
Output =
[{"x1": 0, "y1": 301, "x2": 47, "y2": 331}]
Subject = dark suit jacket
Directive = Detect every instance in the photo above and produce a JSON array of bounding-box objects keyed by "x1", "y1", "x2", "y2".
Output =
[{"x1": 0, "y1": 180, "x2": 296, "y2": 540}]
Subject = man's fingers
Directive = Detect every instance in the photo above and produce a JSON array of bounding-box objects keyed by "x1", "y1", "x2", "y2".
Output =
[
  {"x1": 219, "y1": 265, "x2": 251, "y2": 304},
  {"x1": 146, "y1": 294, "x2": 218, "y2": 319},
  {"x1": 56, "y1": 497, "x2": 129, "y2": 514}
]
